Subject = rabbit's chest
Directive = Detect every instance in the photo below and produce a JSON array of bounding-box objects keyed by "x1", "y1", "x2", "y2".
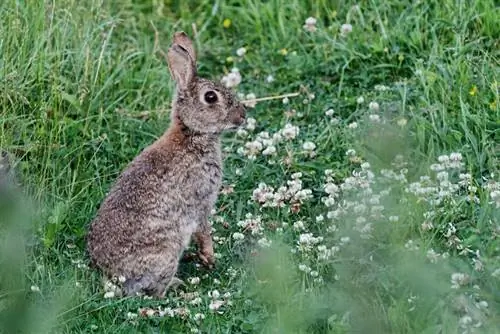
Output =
[{"x1": 182, "y1": 157, "x2": 222, "y2": 205}]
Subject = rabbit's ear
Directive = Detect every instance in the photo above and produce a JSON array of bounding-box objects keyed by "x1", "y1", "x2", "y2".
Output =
[
  {"x1": 167, "y1": 32, "x2": 196, "y2": 89},
  {"x1": 172, "y1": 31, "x2": 196, "y2": 62}
]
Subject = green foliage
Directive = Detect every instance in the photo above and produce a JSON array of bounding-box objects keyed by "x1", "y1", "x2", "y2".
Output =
[{"x1": 0, "y1": 0, "x2": 498, "y2": 333}]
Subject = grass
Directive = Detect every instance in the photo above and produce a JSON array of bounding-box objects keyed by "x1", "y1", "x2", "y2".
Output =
[{"x1": 0, "y1": 0, "x2": 499, "y2": 333}]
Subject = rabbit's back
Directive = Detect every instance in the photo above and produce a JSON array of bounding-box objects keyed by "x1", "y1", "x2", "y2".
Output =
[{"x1": 87, "y1": 132, "x2": 222, "y2": 277}]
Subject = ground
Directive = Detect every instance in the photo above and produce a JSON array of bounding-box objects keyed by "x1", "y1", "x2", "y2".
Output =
[{"x1": 0, "y1": 0, "x2": 499, "y2": 333}]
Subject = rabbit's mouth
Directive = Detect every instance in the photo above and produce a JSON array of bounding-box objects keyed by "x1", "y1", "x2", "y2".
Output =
[{"x1": 228, "y1": 106, "x2": 246, "y2": 128}]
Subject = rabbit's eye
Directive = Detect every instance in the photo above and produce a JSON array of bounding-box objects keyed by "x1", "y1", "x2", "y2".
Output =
[{"x1": 204, "y1": 91, "x2": 218, "y2": 104}]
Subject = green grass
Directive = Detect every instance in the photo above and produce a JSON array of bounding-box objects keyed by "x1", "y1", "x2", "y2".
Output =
[{"x1": 0, "y1": 0, "x2": 499, "y2": 333}]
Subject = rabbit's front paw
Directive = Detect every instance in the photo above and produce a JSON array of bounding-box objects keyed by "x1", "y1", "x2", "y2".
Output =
[{"x1": 198, "y1": 248, "x2": 215, "y2": 269}]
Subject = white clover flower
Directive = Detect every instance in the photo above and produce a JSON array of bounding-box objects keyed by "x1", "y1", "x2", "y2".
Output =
[
  {"x1": 360, "y1": 162, "x2": 371, "y2": 170},
  {"x1": 104, "y1": 291, "x2": 115, "y2": 298},
  {"x1": 190, "y1": 297, "x2": 203, "y2": 305},
  {"x1": 232, "y1": 232, "x2": 245, "y2": 241},
  {"x1": 262, "y1": 145, "x2": 277, "y2": 156},
  {"x1": 426, "y1": 249, "x2": 440, "y2": 263},
  {"x1": 293, "y1": 220, "x2": 305, "y2": 230},
  {"x1": 346, "y1": 149, "x2": 356, "y2": 156},
  {"x1": 30, "y1": 285, "x2": 40, "y2": 292},
  {"x1": 282, "y1": 97, "x2": 289, "y2": 104},
  {"x1": 243, "y1": 93, "x2": 257, "y2": 108},
  {"x1": 397, "y1": 118, "x2": 408, "y2": 127},
  {"x1": 369, "y1": 114, "x2": 381, "y2": 122},
  {"x1": 340, "y1": 23, "x2": 353, "y2": 36},
  {"x1": 298, "y1": 264, "x2": 309, "y2": 272},
  {"x1": 294, "y1": 189, "x2": 313, "y2": 202},
  {"x1": 266, "y1": 75, "x2": 275, "y2": 83},
  {"x1": 281, "y1": 123, "x2": 300, "y2": 140},
  {"x1": 236, "y1": 47, "x2": 246, "y2": 57},
  {"x1": 451, "y1": 272, "x2": 469, "y2": 289},
  {"x1": 257, "y1": 237, "x2": 271, "y2": 247},
  {"x1": 302, "y1": 141, "x2": 316, "y2": 151},
  {"x1": 348, "y1": 122, "x2": 358, "y2": 129},
  {"x1": 272, "y1": 132, "x2": 283, "y2": 143},
  {"x1": 236, "y1": 128, "x2": 248, "y2": 137},
  {"x1": 356, "y1": 96, "x2": 365, "y2": 104},
  {"x1": 325, "y1": 108, "x2": 334, "y2": 116},
  {"x1": 368, "y1": 101, "x2": 380, "y2": 111},
  {"x1": 316, "y1": 215, "x2": 324, "y2": 222},
  {"x1": 210, "y1": 290, "x2": 220, "y2": 299},
  {"x1": 449, "y1": 152, "x2": 462, "y2": 161},
  {"x1": 324, "y1": 183, "x2": 339, "y2": 195},
  {"x1": 209, "y1": 300, "x2": 224, "y2": 311},
  {"x1": 303, "y1": 17, "x2": 317, "y2": 32},
  {"x1": 188, "y1": 276, "x2": 201, "y2": 285},
  {"x1": 221, "y1": 68, "x2": 242, "y2": 88},
  {"x1": 322, "y1": 197, "x2": 336, "y2": 207},
  {"x1": 194, "y1": 313, "x2": 206, "y2": 321},
  {"x1": 458, "y1": 315, "x2": 473, "y2": 329},
  {"x1": 437, "y1": 155, "x2": 449, "y2": 164},
  {"x1": 340, "y1": 236, "x2": 350, "y2": 244},
  {"x1": 246, "y1": 117, "x2": 257, "y2": 131}
]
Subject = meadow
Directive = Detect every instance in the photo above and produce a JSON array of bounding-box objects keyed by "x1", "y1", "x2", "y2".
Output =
[{"x1": 0, "y1": 0, "x2": 499, "y2": 333}]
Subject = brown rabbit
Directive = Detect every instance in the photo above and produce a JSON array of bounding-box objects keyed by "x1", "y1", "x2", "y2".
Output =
[{"x1": 87, "y1": 31, "x2": 246, "y2": 297}]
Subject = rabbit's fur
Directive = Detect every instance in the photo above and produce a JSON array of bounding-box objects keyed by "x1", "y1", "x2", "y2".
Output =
[{"x1": 87, "y1": 32, "x2": 246, "y2": 297}]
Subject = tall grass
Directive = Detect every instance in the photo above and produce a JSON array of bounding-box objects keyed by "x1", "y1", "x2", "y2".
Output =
[{"x1": 1, "y1": 0, "x2": 498, "y2": 332}]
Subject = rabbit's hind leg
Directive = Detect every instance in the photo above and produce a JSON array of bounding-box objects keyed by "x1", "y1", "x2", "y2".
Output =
[{"x1": 122, "y1": 254, "x2": 180, "y2": 298}]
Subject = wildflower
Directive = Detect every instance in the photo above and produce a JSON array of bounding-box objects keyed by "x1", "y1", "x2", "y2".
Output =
[
  {"x1": 262, "y1": 145, "x2": 277, "y2": 156},
  {"x1": 426, "y1": 249, "x2": 440, "y2": 263},
  {"x1": 302, "y1": 141, "x2": 316, "y2": 151},
  {"x1": 369, "y1": 114, "x2": 381, "y2": 122},
  {"x1": 397, "y1": 118, "x2": 408, "y2": 127},
  {"x1": 356, "y1": 96, "x2": 365, "y2": 104},
  {"x1": 209, "y1": 300, "x2": 225, "y2": 311},
  {"x1": 223, "y1": 18, "x2": 231, "y2": 28},
  {"x1": 458, "y1": 315, "x2": 473, "y2": 328},
  {"x1": 236, "y1": 47, "x2": 246, "y2": 57},
  {"x1": 243, "y1": 93, "x2": 257, "y2": 108},
  {"x1": 232, "y1": 232, "x2": 245, "y2": 241},
  {"x1": 368, "y1": 101, "x2": 380, "y2": 111},
  {"x1": 210, "y1": 290, "x2": 220, "y2": 299},
  {"x1": 279, "y1": 48, "x2": 288, "y2": 56},
  {"x1": 303, "y1": 17, "x2": 317, "y2": 32},
  {"x1": 30, "y1": 285, "x2": 40, "y2": 292},
  {"x1": 298, "y1": 264, "x2": 309, "y2": 272},
  {"x1": 246, "y1": 117, "x2": 257, "y2": 131},
  {"x1": 126, "y1": 312, "x2": 138, "y2": 320},
  {"x1": 340, "y1": 236, "x2": 350, "y2": 244},
  {"x1": 104, "y1": 291, "x2": 115, "y2": 298},
  {"x1": 266, "y1": 75, "x2": 274, "y2": 83},
  {"x1": 469, "y1": 85, "x2": 478, "y2": 96},
  {"x1": 348, "y1": 122, "x2": 358, "y2": 129},
  {"x1": 194, "y1": 313, "x2": 206, "y2": 321},
  {"x1": 316, "y1": 215, "x2": 324, "y2": 222},
  {"x1": 450, "y1": 272, "x2": 469, "y2": 289},
  {"x1": 281, "y1": 123, "x2": 300, "y2": 140},
  {"x1": 257, "y1": 237, "x2": 271, "y2": 247},
  {"x1": 340, "y1": 23, "x2": 353, "y2": 36},
  {"x1": 282, "y1": 97, "x2": 289, "y2": 104},
  {"x1": 221, "y1": 68, "x2": 242, "y2": 88},
  {"x1": 293, "y1": 221, "x2": 305, "y2": 230},
  {"x1": 188, "y1": 277, "x2": 201, "y2": 285},
  {"x1": 236, "y1": 128, "x2": 248, "y2": 137},
  {"x1": 325, "y1": 108, "x2": 334, "y2": 116}
]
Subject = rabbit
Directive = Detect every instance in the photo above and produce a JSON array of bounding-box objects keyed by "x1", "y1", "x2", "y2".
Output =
[{"x1": 86, "y1": 31, "x2": 246, "y2": 297}]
